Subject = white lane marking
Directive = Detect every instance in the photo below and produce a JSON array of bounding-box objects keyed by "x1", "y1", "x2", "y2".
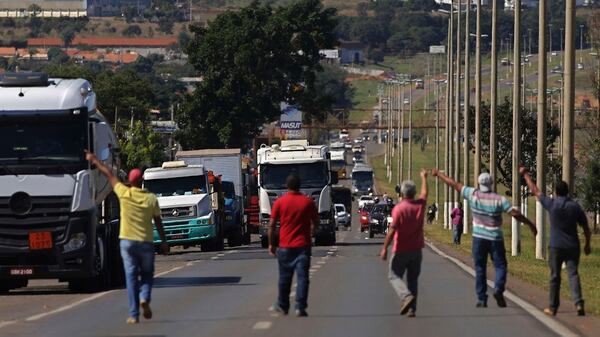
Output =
[
  {"x1": 327, "y1": 251, "x2": 334, "y2": 255},
  {"x1": 186, "y1": 262, "x2": 194, "y2": 266},
  {"x1": 23, "y1": 264, "x2": 188, "y2": 323},
  {"x1": 309, "y1": 269, "x2": 318, "y2": 273},
  {"x1": 312, "y1": 264, "x2": 322, "y2": 269},
  {"x1": 227, "y1": 250, "x2": 239, "y2": 254},
  {"x1": 217, "y1": 253, "x2": 225, "y2": 257},
  {"x1": 316, "y1": 260, "x2": 326, "y2": 265},
  {"x1": 0, "y1": 321, "x2": 17, "y2": 328},
  {"x1": 270, "y1": 313, "x2": 279, "y2": 317},
  {"x1": 252, "y1": 321, "x2": 272, "y2": 330},
  {"x1": 426, "y1": 241, "x2": 578, "y2": 337},
  {"x1": 211, "y1": 256, "x2": 219, "y2": 260}
]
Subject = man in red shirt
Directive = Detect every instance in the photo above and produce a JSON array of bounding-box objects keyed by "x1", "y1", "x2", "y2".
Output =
[
  {"x1": 380, "y1": 169, "x2": 428, "y2": 317},
  {"x1": 268, "y1": 174, "x2": 319, "y2": 317}
]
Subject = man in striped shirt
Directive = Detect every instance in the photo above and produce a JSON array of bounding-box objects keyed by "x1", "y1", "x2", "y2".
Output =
[{"x1": 433, "y1": 170, "x2": 537, "y2": 308}]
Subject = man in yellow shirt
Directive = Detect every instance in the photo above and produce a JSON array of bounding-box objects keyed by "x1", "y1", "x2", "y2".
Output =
[{"x1": 85, "y1": 151, "x2": 168, "y2": 324}]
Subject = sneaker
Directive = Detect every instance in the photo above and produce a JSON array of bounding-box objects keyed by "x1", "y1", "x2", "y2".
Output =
[
  {"x1": 295, "y1": 309, "x2": 308, "y2": 317},
  {"x1": 407, "y1": 309, "x2": 416, "y2": 318},
  {"x1": 269, "y1": 304, "x2": 288, "y2": 316},
  {"x1": 140, "y1": 301, "x2": 153, "y2": 320},
  {"x1": 493, "y1": 292, "x2": 507, "y2": 308},
  {"x1": 576, "y1": 303, "x2": 585, "y2": 316},
  {"x1": 476, "y1": 301, "x2": 487, "y2": 308},
  {"x1": 126, "y1": 317, "x2": 139, "y2": 324},
  {"x1": 400, "y1": 295, "x2": 415, "y2": 315},
  {"x1": 543, "y1": 308, "x2": 557, "y2": 316}
]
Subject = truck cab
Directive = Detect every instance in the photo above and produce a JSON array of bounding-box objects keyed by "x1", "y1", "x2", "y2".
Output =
[
  {"x1": 0, "y1": 72, "x2": 122, "y2": 292},
  {"x1": 143, "y1": 161, "x2": 224, "y2": 252},
  {"x1": 257, "y1": 140, "x2": 337, "y2": 247},
  {"x1": 351, "y1": 164, "x2": 374, "y2": 196}
]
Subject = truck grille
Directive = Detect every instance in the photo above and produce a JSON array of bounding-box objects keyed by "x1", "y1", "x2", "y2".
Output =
[
  {"x1": 0, "y1": 196, "x2": 71, "y2": 248},
  {"x1": 161, "y1": 207, "x2": 194, "y2": 220}
]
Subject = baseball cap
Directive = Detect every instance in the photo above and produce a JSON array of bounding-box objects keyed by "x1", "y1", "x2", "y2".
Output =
[
  {"x1": 478, "y1": 172, "x2": 493, "y2": 192},
  {"x1": 128, "y1": 168, "x2": 143, "y2": 184}
]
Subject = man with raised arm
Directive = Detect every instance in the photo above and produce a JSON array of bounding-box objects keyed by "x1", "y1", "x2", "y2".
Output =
[
  {"x1": 433, "y1": 169, "x2": 537, "y2": 309},
  {"x1": 520, "y1": 166, "x2": 592, "y2": 316},
  {"x1": 380, "y1": 169, "x2": 428, "y2": 318},
  {"x1": 85, "y1": 150, "x2": 169, "y2": 324}
]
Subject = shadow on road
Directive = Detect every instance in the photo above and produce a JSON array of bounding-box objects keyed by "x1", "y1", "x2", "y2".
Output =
[
  {"x1": 336, "y1": 241, "x2": 382, "y2": 247},
  {"x1": 153, "y1": 276, "x2": 250, "y2": 288}
]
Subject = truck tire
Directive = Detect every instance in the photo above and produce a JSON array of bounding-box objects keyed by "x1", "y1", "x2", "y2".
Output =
[
  {"x1": 202, "y1": 225, "x2": 225, "y2": 252},
  {"x1": 227, "y1": 226, "x2": 243, "y2": 247},
  {"x1": 242, "y1": 225, "x2": 251, "y2": 245},
  {"x1": 69, "y1": 232, "x2": 110, "y2": 293},
  {"x1": 368, "y1": 227, "x2": 375, "y2": 239},
  {"x1": 260, "y1": 236, "x2": 268, "y2": 248}
]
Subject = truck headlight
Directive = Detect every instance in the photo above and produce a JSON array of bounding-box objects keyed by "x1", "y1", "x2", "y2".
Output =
[
  {"x1": 63, "y1": 233, "x2": 86, "y2": 253},
  {"x1": 198, "y1": 212, "x2": 213, "y2": 225},
  {"x1": 373, "y1": 219, "x2": 380, "y2": 224}
]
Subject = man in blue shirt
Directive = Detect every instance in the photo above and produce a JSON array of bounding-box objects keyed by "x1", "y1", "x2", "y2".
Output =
[{"x1": 520, "y1": 166, "x2": 592, "y2": 316}]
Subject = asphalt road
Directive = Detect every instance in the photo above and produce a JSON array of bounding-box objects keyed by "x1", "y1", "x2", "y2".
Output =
[{"x1": 0, "y1": 213, "x2": 560, "y2": 336}]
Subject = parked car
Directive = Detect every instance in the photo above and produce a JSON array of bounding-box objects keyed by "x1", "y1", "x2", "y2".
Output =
[
  {"x1": 368, "y1": 203, "x2": 394, "y2": 238},
  {"x1": 334, "y1": 203, "x2": 351, "y2": 229}
]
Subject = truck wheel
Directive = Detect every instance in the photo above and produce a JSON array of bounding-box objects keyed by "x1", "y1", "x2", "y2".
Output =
[
  {"x1": 69, "y1": 233, "x2": 110, "y2": 293},
  {"x1": 368, "y1": 227, "x2": 375, "y2": 239},
  {"x1": 228, "y1": 227, "x2": 243, "y2": 247},
  {"x1": 202, "y1": 225, "x2": 225, "y2": 252},
  {"x1": 260, "y1": 236, "x2": 268, "y2": 248}
]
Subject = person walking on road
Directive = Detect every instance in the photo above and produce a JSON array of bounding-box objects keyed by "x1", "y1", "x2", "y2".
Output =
[
  {"x1": 426, "y1": 203, "x2": 437, "y2": 225},
  {"x1": 380, "y1": 169, "x2": 428, "y2": 318},
  {"x1": 520, "y1": 167, "x2": 592, "y2": 316},
  {"x1": 450, "y1": 203, "x2": 464, "y2": 244},
  {"x1": 433, "y1": 170, "x2": 537, "y2": 308},
  {"x1": 268, "y1": 175, "x2": 318, "y2": 317},
  {"x1": 85, "y1": 151, "x2": 169, "y2": 324}
]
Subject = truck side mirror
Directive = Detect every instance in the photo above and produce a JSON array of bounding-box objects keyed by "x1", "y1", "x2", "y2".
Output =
[
  {"x1": 330, "y1": 171, "x2": 338, "y2": 185},
  {"x1": 99, "y1": 148, "x2": 110, "y2": 161}
]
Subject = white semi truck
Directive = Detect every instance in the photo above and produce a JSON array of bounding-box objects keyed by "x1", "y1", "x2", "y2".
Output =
[
  {"x1": 0, "y1": 72, "x2": 123, "y2": 292},
  {"x1": 257, "y1": 140, "x2": 337, "y2": 247}
]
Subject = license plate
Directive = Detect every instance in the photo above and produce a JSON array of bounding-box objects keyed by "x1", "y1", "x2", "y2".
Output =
[
  {"x1": 170, "y1": 234, "x2": 186, "y2": 240},
  {"x1": 10, "y1": 268, "x2": 33, "y2": 276},
  {"x1": 29, "y1": 231, "x2": 53, "y2": 250}
]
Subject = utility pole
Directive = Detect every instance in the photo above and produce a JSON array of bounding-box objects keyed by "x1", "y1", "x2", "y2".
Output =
[
  {"x1": 445, "y1": 12, "x2": 454, "y2": 229},
  {"x1": 474, "y1": 0, "x2": 482, "y2": 186},
  {"x1": 490, "y1": 0, "x2": 498, "y2": 192},
  {"x1": 549, "y1": 23, "x2": 553, "y2": 63},
  {"x1": 512, "y1": 0, "x2": 522, "y2": 256},
  {"x1": 400, "y1": 83, "x2": 405, "y2": 183},
  {"x1": 397, "y1": 82, "x2": 401, "y2": 185},
  {"x1": 408, "y1": 76, "x2": 413, "y2": 180},
  {"x1": 435, "y1": 76, "x2": 441, "y2": 216},
  {"x1": 536, "y1": 0, "x2": 548, "y2": 260},
  {"x1": 455, "y1": 0, "x2": 462, "y2": 206},
  {"x1": 580, "y1": 24, "x2": 584, "y2": 63},
  {"x1": 463, "y1": 0, "x2": 470, "y2": 234},
  {"x1": 563, "y1": 0, "x2": 575, "y2": 191}
]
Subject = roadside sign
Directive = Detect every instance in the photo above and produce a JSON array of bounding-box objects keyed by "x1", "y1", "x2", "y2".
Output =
[
  {"x1": 429, "y1": 45, "x2": 446, "y2": 54},
  {"x1": 279, "y1": 103, "x2": 303, "y2": 131}
]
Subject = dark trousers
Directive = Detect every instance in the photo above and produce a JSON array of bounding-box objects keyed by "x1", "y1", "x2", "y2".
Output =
[
  {"x1": 472, "y1": 237, "x2": 507, "y2": 303},
  {"x1": 389, "y1": 250, "x2": 422, "y2": 311},
  {"x1": 452, "y1": 224, "x2": 463, "y2": 244},
  {"x1": 549, "y1": 247, "x2": 583, "y2": 310},
  {"x1": 277, "y1": 246, "x2": 311, "y2": 311}
]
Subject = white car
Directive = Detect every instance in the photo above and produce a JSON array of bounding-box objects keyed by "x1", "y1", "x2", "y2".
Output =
[
  {"x1": 334, "y1": 203, "x2": 351, "y2": 228},
  {"x1": 352, "y1": 145, "x2": 364, "y2": 154},
  {"x1": 358, "y1": 195, "x2": 375, "y2": 209}
]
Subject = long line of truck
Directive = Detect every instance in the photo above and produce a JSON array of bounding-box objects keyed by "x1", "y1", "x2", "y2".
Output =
[{"x1": 0, "y1": 71, "x2": 357, "y2": 294}]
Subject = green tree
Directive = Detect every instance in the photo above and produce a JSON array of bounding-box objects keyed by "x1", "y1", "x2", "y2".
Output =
[
  {"x1": 158, "y1": 18, "x2": 174, "y2": 34},
  {"x1": 122, "y1": 24, "x2": 142, "y2": 36},
  {"x1": 121, "y1": 120, "x2": 164, "y2": 170},
  {"x1": 61, "y1": 27, "x2": 76, "y2": 47},
  {"x1": 580, "y1": 139, "x2": 600, "y2": 233},
  {"x1": 314, "y1": 63, "x2": 354, "y2": 109},
  {"x1": 177, "y1": 0, "x2": 337, "y2": 149},
  {"x1": 122, "y1": 6, "x2": 137, "y2": 23},
  {"x1": 470, "y1": 98, "x2": 560, "y2": 192}
]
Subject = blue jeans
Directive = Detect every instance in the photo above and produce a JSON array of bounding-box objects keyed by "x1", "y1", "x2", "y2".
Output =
[
  {"x1": 472, "y1": 237, "x2": 507, "y2": 303},
  {"x1": 277, "y1": 246, "x2": 311, "y2": 312},
  {"x1": 452, "y1": 224, "x2": 463, "y2": 244},
  {"x1": 119, "y1": 239, "x2": 155, "y2": 319}
]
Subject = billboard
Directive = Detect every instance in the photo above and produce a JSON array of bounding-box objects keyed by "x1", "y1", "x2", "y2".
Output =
[
  {"x1": 429, "y1": 45, "x2": 446, "y2": 54},
  {"x1": 279, "y1": 103, "x2": 303, "y2": 131}
]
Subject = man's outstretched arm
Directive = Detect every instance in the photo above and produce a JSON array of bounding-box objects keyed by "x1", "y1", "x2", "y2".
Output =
[
  {"x1": 519, "y1": 166, "x2": 543, "y2": 200},
  {"x1": 509, "y1": 209, "x2": 537, "y2": 236},
  {"x1": 419, "y1": 168, "x2": 428, "y2": 200},
  {"x1": 432, "y1": 169, "x2": 463, "y2": 193},
  {"x1": 85, "y1": 150, "x2": 119, "y2": 188}
]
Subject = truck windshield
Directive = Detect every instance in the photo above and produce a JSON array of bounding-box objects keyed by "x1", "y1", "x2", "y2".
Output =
[
  {"x1": 352, "y1": 171, "x2": 373, "y2": 188},
  {"x1": 0, "y1": 115, "x2": 86, "y2": 164},
  {"x1": 330, "y1": 160, "x2": 345, "y2": 171},
  {"x1": 222, "y1": 181, "x2": 236, "y2": 199},
  {"x1": 144, "y1": 175, "x2": 207, "y2": 197},
  {"x1": 261, "y1": 162, "x2": 329, "y2": 190}
]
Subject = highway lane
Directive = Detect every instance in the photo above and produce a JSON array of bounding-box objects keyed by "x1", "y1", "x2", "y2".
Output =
[{"x1": 0, "y1": 215, "x2": 561, "y2": 337}]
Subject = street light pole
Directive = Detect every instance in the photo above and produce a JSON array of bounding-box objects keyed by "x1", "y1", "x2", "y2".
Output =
[
  {"x1": 474, "y1": 0, "x2": 481, "y2": 185},
  {"x1": 580, "y1": 24, "x2": 584, "y2": 63},
  {"x1": 512, "y1": 0, "x2": 522, "y2": 256},
  {"x1": 463, "y1": 0, "x2": 470, "y2": 234},
  {"x1": 445, "y1": 11, "x2": 454, "y2": 229},
  {"x1": 408, "y1": 77, "x2": 413, "y2": 180},
  {"x1": 560, "y1": 27, "x2": 564, "y2": 67},
  {"x1": 490, "y1": 0, "x2": 498, "y2": 192},
  {"x1": 400, "y1": 83, "x2": 405, "y2": 183},
  {"x1": 549, "y1": 23, "x2": 553, "y2": 63},
  {"x1": 455, "y1": 0, "x2": 462, "y2": 207},
  {"x1": 536, "y1": 0, "x2": 548, "y2": 260},
  {"x1": 563, "y1": 0, "x2": 576, "y2": 191}
]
